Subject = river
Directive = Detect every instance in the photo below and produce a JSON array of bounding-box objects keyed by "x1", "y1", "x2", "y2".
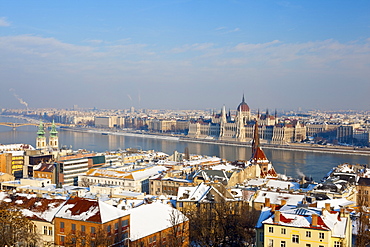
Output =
[{"x1": 1, "y1": 116, "x2": 370, "y2": 181}]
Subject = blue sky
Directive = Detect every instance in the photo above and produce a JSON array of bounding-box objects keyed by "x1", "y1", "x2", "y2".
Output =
[{"x1": 0, "y1": 1, "x2": 369, "y2": 111}]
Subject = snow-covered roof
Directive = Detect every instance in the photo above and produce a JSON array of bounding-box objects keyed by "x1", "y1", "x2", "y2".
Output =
[
  {"x1": 211, "y1": 163, "x2": 239, "y2": 171},
  {"x1": 266, "y1": 180, "x2": 299, "y2": 190},
  {"x1": 245, "y1": 178, "x2": 268, "y2": 187},
  {"x1": 316, "y1": 198, "x2": 355, "y2": 210},
  {"x1": 260, "y1": 205, "x2": 349, "y2": 237},
  {"x1": 55, "y1": 197, "x2": 128, "y2": 223},
  {"x1": 177, "y1": 183, "x2": 211, "y2": 202},
  {"x1": 0, "y1": 192, "x2": 66, "y2": 222},
  {"x1": 254, "y1": 190, "x2": 304, "y2": 206},
  {"x1": 128, "y1": 202, "x2": 188, "y2": 241},
  {"x1": 0, "y1": 143, "x2": 35, "y2": 151},
  {"x1": 86, "y1": 165, "x2": 167, "y2": 181}
]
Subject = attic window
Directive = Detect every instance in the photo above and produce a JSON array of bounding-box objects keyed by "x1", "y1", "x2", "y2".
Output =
[{"x1": 263, "y1": 193, "x2": 266, "y2": 196}]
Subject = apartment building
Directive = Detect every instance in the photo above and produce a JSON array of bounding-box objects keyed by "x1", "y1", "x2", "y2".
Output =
[{"x1": 256, "y1": 203, "x2": 352, "y2": 247}]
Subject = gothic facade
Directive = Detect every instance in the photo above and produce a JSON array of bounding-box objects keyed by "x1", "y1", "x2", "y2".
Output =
[{"x1": 188, "y1": 96, "x2": 306, "y2": 144}]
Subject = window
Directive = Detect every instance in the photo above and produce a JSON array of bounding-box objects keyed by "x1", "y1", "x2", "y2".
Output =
[
  {"x1": 60, "y1": 222, "x2": 65, "y2": 232},
  {"x1": 268, "y1": 226, "x2": 274, "y2": 233},
  {"x1": 48, "y1": 227, "x2": 53, "y2": 236},
  {"x1": 122, "y1": 219, "x2": 129, "y2": 227},
  {"x1": 44, "y1": 226, "x2": 48, "y2": 235},
  {"x1": 306, "y1": 244, "x2": 311, "y2": 247},
  {"x1": 292, "y1": 234, "x2": 299, "y2": 244},
  {"x1": 334, "y1": 242, "x2": 342, "y2": 247},
  {"x1": 319, "y1": 232, "x2": 325, "y2": 239},
  {"x1": 81, "y1": 225, "x2": 86, "y2": 232},
  {"x1": 107, "y1": 225, "x2": 111, "y2": 233},
  {"x1": 281, "y1": 241, "x2": 286, "y2": 247},
  {"x1": 281, "y1": 228, "x2": 286, "y2": 234},
  {"x1": 71, "y1": 223, "x2": 76, "y2": 231},
  {"x1": 268, "y1": 239, "x2": 273, "y2": 247},
  {"x1": 306, "y1": 231, "x2": 311, "y2": 238},
  {"x1": 115, "y1": 223, "x2": 118, "y2": 230},
  {"x1": 91, "y1": 226, "x2": 95, "y2": 234},
  {"x1": 60, "y1": 236, "x2": 65, "y2": 244},
  {"x1": 259, "y1": 232, "x2": 264, "y2": 242}
]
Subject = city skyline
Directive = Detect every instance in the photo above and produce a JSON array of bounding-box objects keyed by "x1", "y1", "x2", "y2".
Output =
[{"x1": 0, "y1": 1, "x2": 369, "y2": 111}]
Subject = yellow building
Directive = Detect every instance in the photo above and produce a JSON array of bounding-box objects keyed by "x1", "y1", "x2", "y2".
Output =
[
  {"x1": 0, "y1": 151, "x2": 25, "y2": 178},
  {"x1": 256, "y1": 203, "x2": 352, "y2": 247}
]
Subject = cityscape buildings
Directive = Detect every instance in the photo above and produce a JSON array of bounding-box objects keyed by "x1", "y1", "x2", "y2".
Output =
[{"x1": 1, "y1": 115, "x2": 369, "y2": 246}]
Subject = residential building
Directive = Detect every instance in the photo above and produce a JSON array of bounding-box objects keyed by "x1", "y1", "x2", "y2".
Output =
[
  {"x1": 79, "y1": 165, "x2": 167, "y2": 193},
  {"x1": 256, "y1": 203, "x2": 352, "y2": 247},
  {"x1": 0, "y1": 191, "x2": 66, "y2": 246},
  {"x1": 128, "y1": 202, "x2": 189, "y2": 247},
  {"x1": 54, "y1": 197, "x2": 130, "y2": 247}
]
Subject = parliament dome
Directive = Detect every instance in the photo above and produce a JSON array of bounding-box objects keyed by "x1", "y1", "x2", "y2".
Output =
[{"x1": 237, "y1": 95, "x2": 250, "y2": 112}]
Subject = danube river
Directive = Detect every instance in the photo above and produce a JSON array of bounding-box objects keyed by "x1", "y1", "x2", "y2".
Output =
[{"x1": 1, "y1": 116, "x2": 370, "y2": 181}]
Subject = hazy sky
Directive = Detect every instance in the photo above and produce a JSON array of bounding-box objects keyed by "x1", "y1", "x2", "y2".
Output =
[{"x1": 0, "y1": 1, "x2": 369, "y2": 111}]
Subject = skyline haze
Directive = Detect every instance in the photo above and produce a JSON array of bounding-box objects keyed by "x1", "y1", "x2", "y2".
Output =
[{"x1": 0, "y1": 1, "x2": 369, "y2": 111}]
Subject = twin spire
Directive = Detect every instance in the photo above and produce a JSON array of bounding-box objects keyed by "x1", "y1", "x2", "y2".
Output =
[{"x1": 36, "y1": 120, "x2": 59, "y2": 150}]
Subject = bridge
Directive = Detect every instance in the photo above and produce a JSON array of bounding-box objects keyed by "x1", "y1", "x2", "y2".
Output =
[{"x1": 0, "y1": 122, "x2": 71, "y2": 130}]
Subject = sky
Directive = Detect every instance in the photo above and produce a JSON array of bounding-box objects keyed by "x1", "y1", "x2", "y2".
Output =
[{"x1": 0, "y1": 1, "x2": 369, "y2": 111}]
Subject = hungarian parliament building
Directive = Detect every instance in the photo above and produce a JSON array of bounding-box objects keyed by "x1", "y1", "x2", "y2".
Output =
[{"x1": 188, "y1": 95, "x2": 307, "y2": 144}]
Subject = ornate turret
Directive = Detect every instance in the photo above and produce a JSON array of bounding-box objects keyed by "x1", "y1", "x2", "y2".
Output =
[
  {"x1": 36, "y1": 121, "x2": 46, "y2": 150},
  {"x1": 219, "y1": 105, "x2": 227, "y2": 137},
  {"x1": 49, "y1": 120, "x2": 59, "y2": 150}
]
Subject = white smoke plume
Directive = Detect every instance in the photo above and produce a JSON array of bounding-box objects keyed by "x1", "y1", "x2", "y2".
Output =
[
  {"x1": 296, "y1": 168, "x2": 306, "y2": 178},
  {"x1": 127, "y1": 94, "x2": 132, "y2": 101},
  {"x1": 9, "y1": 88, "x2": 29, "y2": 108}
]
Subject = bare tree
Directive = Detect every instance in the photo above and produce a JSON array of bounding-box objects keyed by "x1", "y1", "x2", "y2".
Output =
[
  {"x1": 356, "y1": 188, "x2": 370, "y2": 247},
  {"x1": 65, "y1": 226, "x2": 114, "y2": 247},
  {"x1": 167, "y1": 208, "x2": 189, "y2": 247},
  {"x1": 79, "y1": 177, "x2": 94, "y2": 187},
  {"x1": 0, "y1": 202, "x2": 41, "y2": 247},
  {"x1": 184, "y1": 201, "x2": 258, "y2": 246}
]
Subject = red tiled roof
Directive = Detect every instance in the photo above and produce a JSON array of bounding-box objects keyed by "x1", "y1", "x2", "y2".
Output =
[{"x1": 251, "y1": 147, "x2": 269, "y2": 163}]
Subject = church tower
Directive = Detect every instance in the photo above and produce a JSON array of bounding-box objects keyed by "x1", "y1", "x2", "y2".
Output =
[
  {"x1": 49, "y1": 120, "x2": 59, "y2": 150},
  {"x1": 249, "y1": 121, "x2": 277, "y2": 178},
  {"x1": 36, "y1": 121, "x2": 46, "y2": 150}
]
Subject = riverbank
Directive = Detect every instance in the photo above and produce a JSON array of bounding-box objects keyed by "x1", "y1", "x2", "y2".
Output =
[
  {"x1": 60, "y1": 126, "x2": 370, "y2": 156},
  {"x1": 2, "y1": 114, "x2": 369, "y2": 156}
]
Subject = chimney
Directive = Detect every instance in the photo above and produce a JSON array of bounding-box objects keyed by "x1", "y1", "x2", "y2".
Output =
[
  {"x1": 339, "y1": 207, "x2": 345, "y2": 220},
  {"x1": 281, "y1": 199, "x2": 287, "y2": 206},
  {"x1": 271, "y1": 204, "x2": 276, "y2": 212},
  {"x1": 312, "y1": 214, "x2": 318, "y2": 227},
  {"x1": 274, "y1": 211, "x2": 280, "y2": 223},
  {"x1": 325, "y1": 203, "x2": 331, "y2": 212},
  {"x1": 265, "y1": 197, "x2": 271, "y2": 207}
]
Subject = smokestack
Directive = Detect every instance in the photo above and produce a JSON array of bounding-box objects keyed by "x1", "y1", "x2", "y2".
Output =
[
  {"x1": 281, "y1": 199, "x2": 287, "y2": 206},
  {"x1": 325, "y1": 203, "x2": 331, "y2": 212}
]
